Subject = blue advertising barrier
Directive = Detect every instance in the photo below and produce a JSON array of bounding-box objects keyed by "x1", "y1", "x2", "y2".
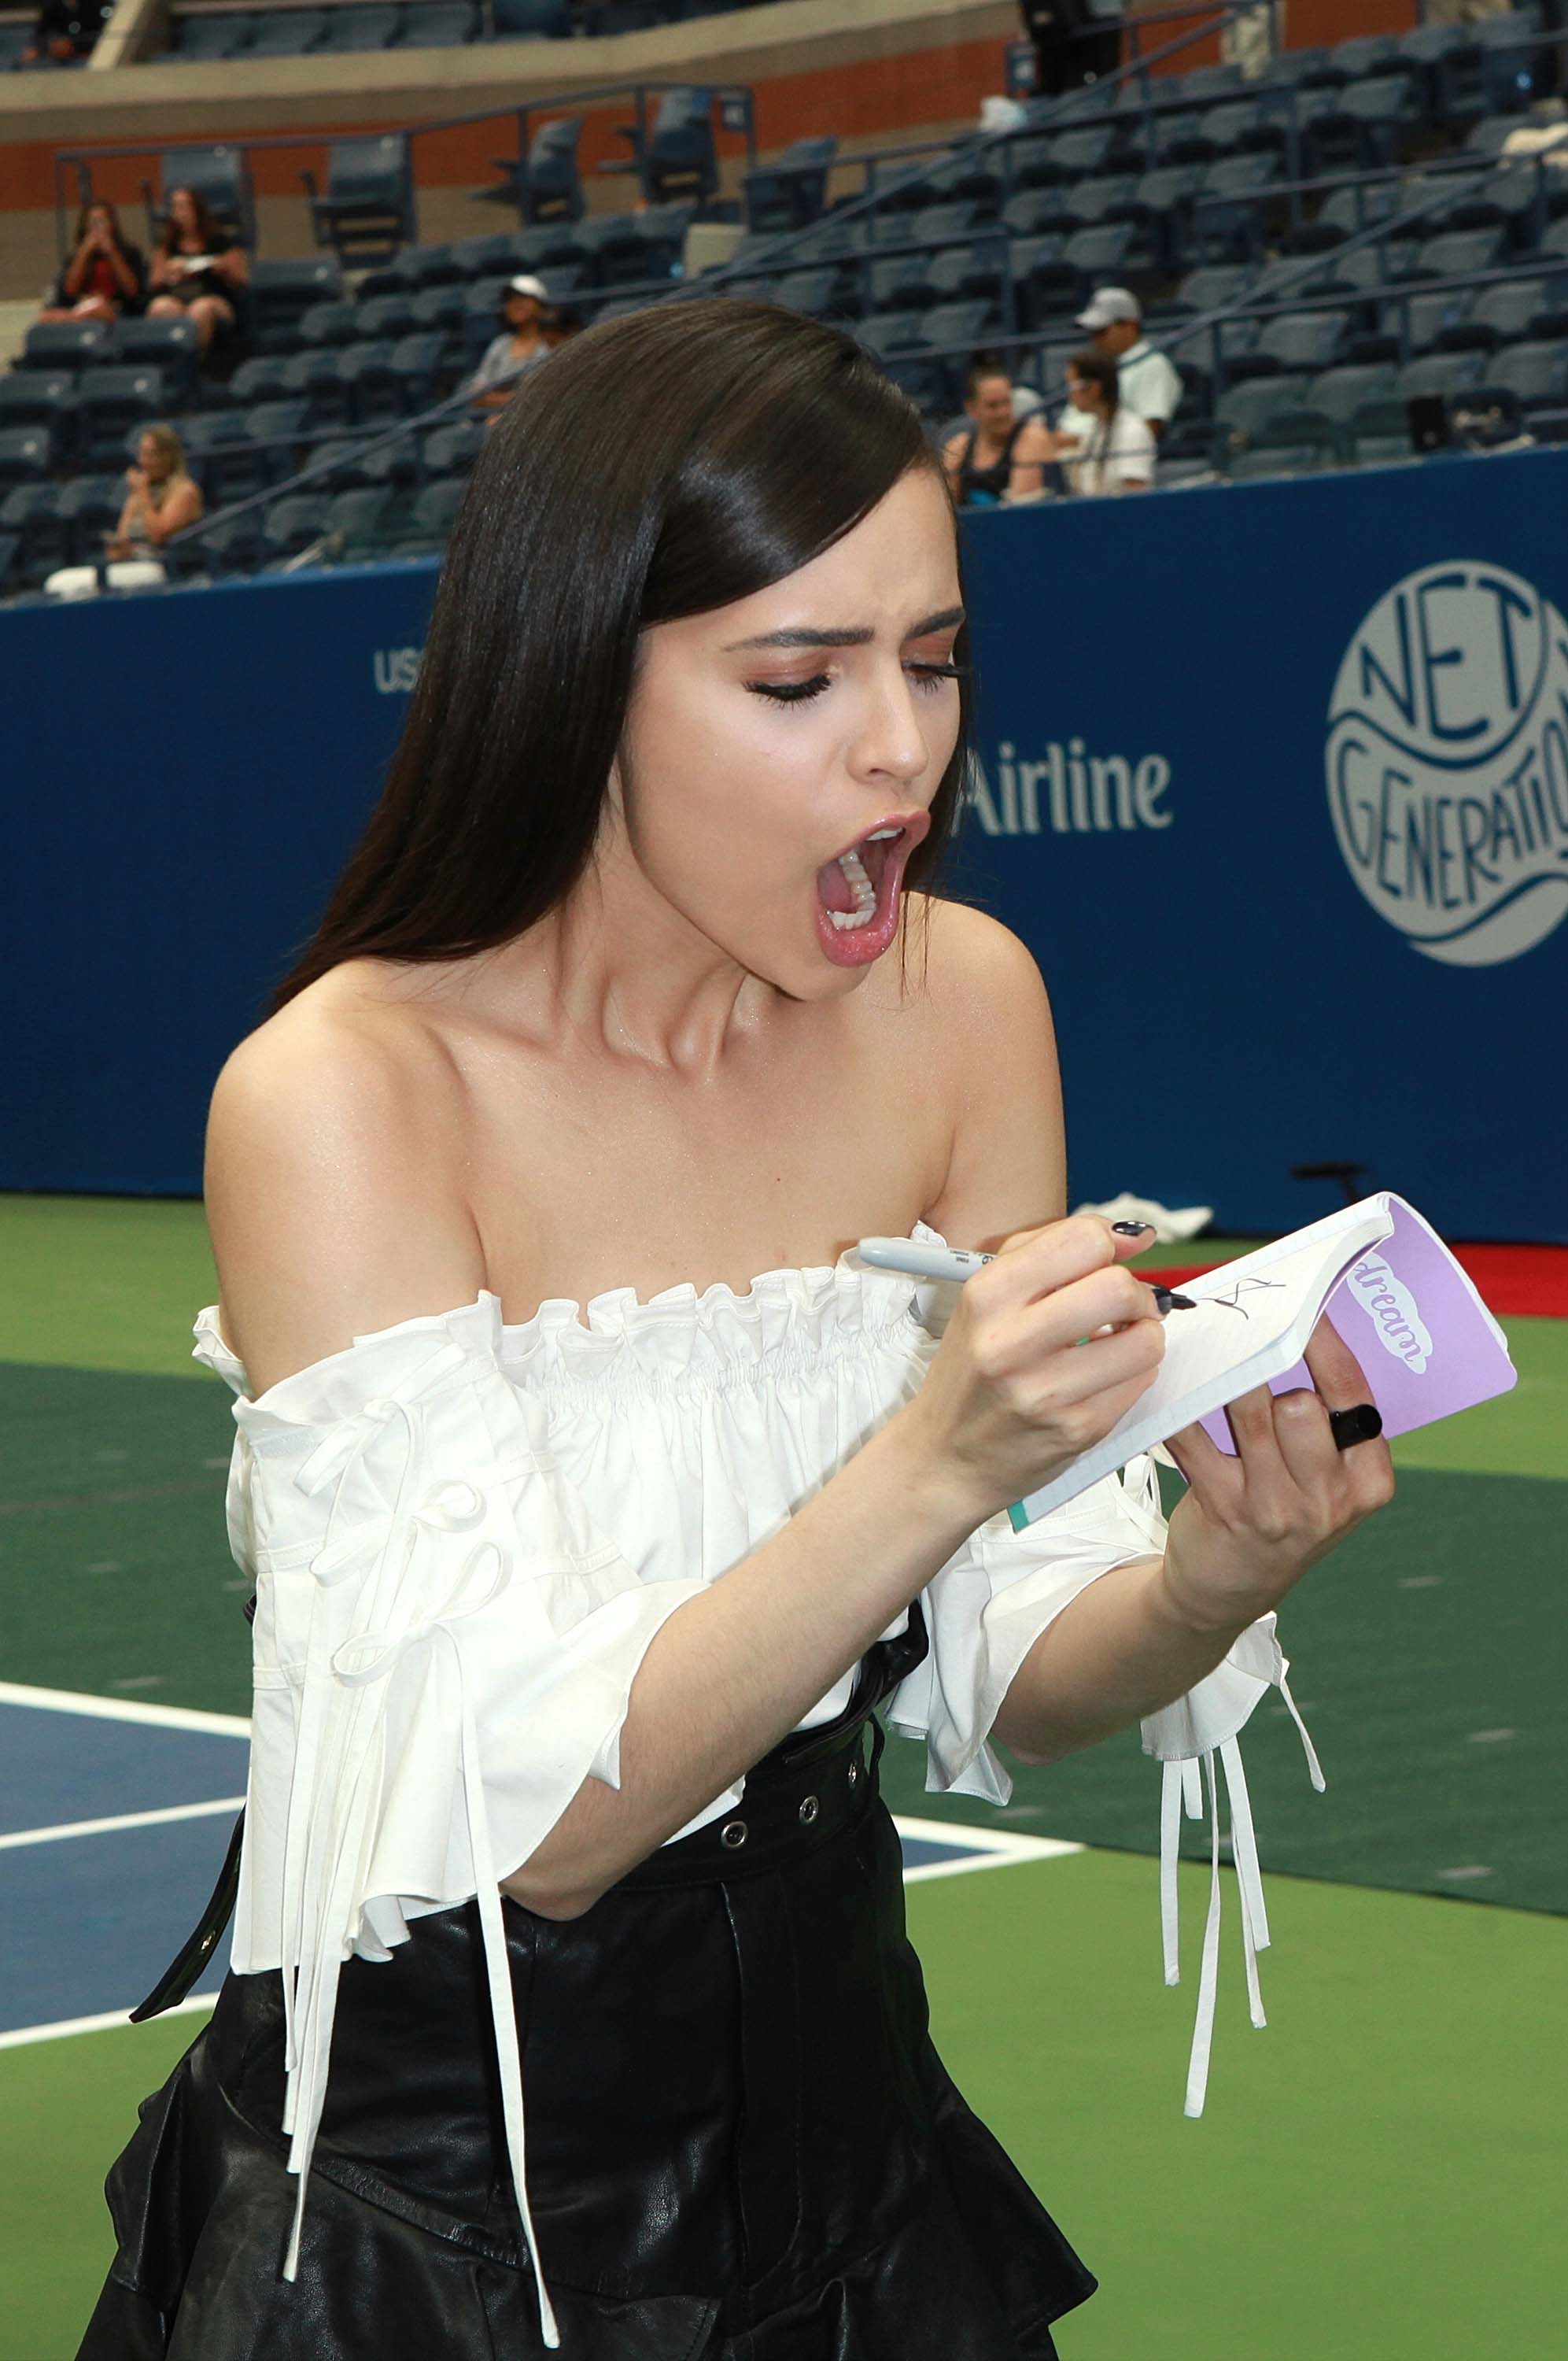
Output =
[{"x1": 6, "y1": 447, "x2": 1566, "y2": 1240}]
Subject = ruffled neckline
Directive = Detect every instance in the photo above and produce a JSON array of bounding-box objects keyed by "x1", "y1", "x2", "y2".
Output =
[{"x1": 193, "y1": 1219, "x2": 950, "y2": 1411}]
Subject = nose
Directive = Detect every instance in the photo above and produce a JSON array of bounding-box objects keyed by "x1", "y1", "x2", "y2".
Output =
[{"x1": 846, "y1": 660, "x2": 934, "y2": 789}]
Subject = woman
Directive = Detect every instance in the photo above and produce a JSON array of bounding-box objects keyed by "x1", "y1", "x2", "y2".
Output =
[
  {"x1": 76, "y1": 301, "x2": 1393, "y2": 2359},
  {"x1": 42, "y1": 421, "x2": 202, "y2": 597},
  {"x1": 465, "y1": 272, "x2": 554, "y2": 423},
  {"x1": 39, "y1": 198, "x2": 146, "y2": 324},
  {"x1": 1052, "y1": 348, "x2": 1157, "y2": 496},
  {"x1": 942, "y1": 357, "x2": 1056, "y2": 505},
  {"x1": 146, "y1": 183, "x2": 249, "y2": 358}
]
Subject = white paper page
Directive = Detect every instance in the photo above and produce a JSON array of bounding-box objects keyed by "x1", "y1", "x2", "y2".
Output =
[{"x1": 1010, "y1": 1199, "x2": 1396, "y2": 1524}]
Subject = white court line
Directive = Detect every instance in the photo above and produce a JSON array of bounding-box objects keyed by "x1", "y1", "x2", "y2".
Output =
[
  {"x1": 0, "y1": 1680, "x2": 250, "y2": 1737},
  {"x1": 0, "y1": 1993, "x2": 216, "y2": 2052},
  {"x1": 0, "y1": 1796, "x2": 245, "y2": 1852},
  {"x1": 894, "y1": 1814, "x2": 1083, "y2": 1883}
]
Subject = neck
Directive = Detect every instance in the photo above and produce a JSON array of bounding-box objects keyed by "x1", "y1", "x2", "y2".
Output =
[{"x1": 454, "y1": 818, "x2": 784, "y2": 1079}]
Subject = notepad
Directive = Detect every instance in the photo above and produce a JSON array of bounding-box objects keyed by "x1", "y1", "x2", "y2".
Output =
[{"x1": 1007, "y1": 1192, "x2": 1517, "y2": 1529}]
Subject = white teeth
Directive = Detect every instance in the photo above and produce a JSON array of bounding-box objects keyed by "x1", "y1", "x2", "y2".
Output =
[{"x1": 865, "y1": 826, "x2": 902, "y2": 841}]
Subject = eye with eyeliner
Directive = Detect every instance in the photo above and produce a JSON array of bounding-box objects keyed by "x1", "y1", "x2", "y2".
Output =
[{"x1": 746, "y1": 661, "x2": 969, "y2": 706}]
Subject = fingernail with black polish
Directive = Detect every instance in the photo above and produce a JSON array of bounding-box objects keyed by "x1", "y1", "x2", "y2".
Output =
[{"x1": 1111, "y1": 1221, "x2": 1154, "y2": 1236}]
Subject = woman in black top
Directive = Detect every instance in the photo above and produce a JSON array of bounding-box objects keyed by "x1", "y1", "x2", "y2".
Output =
[
  {"x1": 146, "y1": 185, "x2": 250, "y2": 359},
  {"x1": 942, "y1": 359, "x2": 1055, "y2": 507},
  {"x1": 40, "y1": 199, "x2": 146, "y2": 323}
]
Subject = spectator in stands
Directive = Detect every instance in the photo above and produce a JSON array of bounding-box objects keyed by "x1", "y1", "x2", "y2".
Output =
[
  {"x1": 42, "y1": 422, "x2": 203, "y2": 597},
  {"x1": 20, "y1": 0, "x2": 110, "y2": 63},
  {"x1": 39, "y1": 200, "x2": 146, "y2": 323},
  {"x1": 540, "y1": 301, "x2": 586, "y2": 350},
  {"x1": 146, "y1": 186, "x2": 249, "y2": 360},
  {"x1": 1075, "y1": 287, "x2": 1182, "y2": 441},
  {"x1": 942, "y1": 359, "x2": 1055, "y2": 506},
  {"x1": 1052, "y1": 349, "x2": 1156, "y2": 495},
  {"x1": 465, "y1": 275, "x2": 554, "y2": 423}
]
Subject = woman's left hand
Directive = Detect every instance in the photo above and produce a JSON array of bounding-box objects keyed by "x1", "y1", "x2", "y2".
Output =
[{"x1": 1158, "y1": 1314, "x2": 1396, "y2": 1635}]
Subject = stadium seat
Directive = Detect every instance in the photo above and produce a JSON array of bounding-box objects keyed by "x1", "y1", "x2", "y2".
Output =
[
  {"x1": 1345, "y1": 396, "x2": 1417, "y2": 467},
  {"x1": 297, "y1": 300, "x2": 361, "y2": 349},
  {"x1": 322, "y1": 487, "x2": 397, "y2": 560},
  {"x1": 0, "y1": 371, "x2": 78, "y2": 464},
  {"x1": 1481, "y1": 337, "x2": 1568, "y2": 412},
  {"x1": 356, "y1": 292, "x2": 419, "y2": 342},
  {"x1": 925, "y1": 239, "x2": 1008, "y2": 309},
  {"x1": 1192, "y1": 153, "x2": 1278, "y2": 266},
  {"x1": 422, "y1": 418, "x2": 486, "y2": 478},
  {"x1": 511, "y1": 116, "x2": 585, "y2": 224},
  {"x1": 0, "y1": 427, "x2": 53, "y2": 490},
  {"x1": 389, "y1": 332, "x2": 451, "y2": 408},
  {"x1": 1174, "y1": 63, "x2": 1244, "y2": 106},
  {"x1": 492, "y1": 0, "x2": 572, "y2": 32},
  {"x1": 336, "y1": 340, "x2": 402, "y2": 423},
  {"x1": 77, "y1": 367, "x2": 166, "y2": 467},
  {"x1": 1401, "y1": 23, "x2": 1490, "y2": 126},
  {"x1": 574, "y1": 213, "x2": 655, "y2": 288},
  {"x1": 153, "y1": 146, "x2": 254, "y2": 249},
  {"x1": 400, "y1": 2, "x2": 478, "y2": 43},
  {"x1": 241, "y1": 399, "x2": 312, "y2": 478},
  {"x1": 1061, "y1": 222, "x2": 1136, "y2": 305},
  {"x1": 408, "y1": 285, "x2": 469, "y2": 357},
  {"x1": 867, "y1": 249, "x2": 939, "y2": 315},
  {"x1": 1287, "y1": 177, "x2": 1408, "y2": 255},
  {"x1": 1305, "y1": 360, "x2": 1400, "y2": 426},
  {"x1": 20, "y1": 320, "x2": 113, "y2": 375},
  {"x1": 1393, "y1": 350, "x2": 1489, "y2": 402},
  {"x1": 1047, "y1": 126, "x2": 1119, "y2": 181},
  {"x1": 640, "y1": 88, "x2": 718, "y2": 208},
  {"x1": 1211, "y1": 372, "x2": 1315, "y2": 458},
  {"x1": 1387, "y1": 285, "x2": 1478, "y2": 359},
  {"x1": 1466, "y1": 275, "x2": 1551, "y2": 347},
  {"x1": 772, "y1": 268, "x2": 843, "y2": 318},
  {"x1": 1009, "y1": 235, "x2": 1075, "y2": 329},
  {"x1": 743, "y1": 138, "x2": 836, "y2": 235},
  {"x1": 113, "y1": 316, "x2": 200, "y2": 404},
  {"x1": 918, "y1": 300, "x2": 1000, "y2": 400},
  {"x1": 1122, "y1": 164, "x2": 1205, "y2": 272},
  {"x1": 449, "y1": 231, "x2": 521, "y2": 279},
  {"x1": 172, "y1": 13, "x2": 256, "y2": 59},
  {"x1": 1225, "y1": 408, "x2": 1342, "y2": 478},
  {"x1": 56, "y1": 473, "x2": 125, "y2": 564},
  {"x1": 388, "y1": 476, "x2": 469, "y2": 554},
  {"x1": 1477, "y1": 13, "x2": 1549, "y2": 114},
  {"x1": 302, "y1": 135, "x2": 415, "y2": 267},
  {"x1": 249, "y1": 257, "x2": 345, "y2": 353},
  {"x1": 1326, "y1": 34, "x2": 1403, "y2": 82},
  {"x1": 260, "y1": 494, "x2": 331, "y2": 565},
  {"x1": 1227, "y1": 307, "x2": 1350, "y2": 381},
  {"x1": 177, "y1": 412, "x2": 271, "y2": 503},
  {"x1": 319, "y1": 5, "x2": 400, "y2": 50},
  {"x1": 1415, "y1": 227, "x2": 1509, "y2": 282},
  {"x1": 189, "y1": 511, "x2": 265, "y2": 576},
  {"x1": 1160, "y1": 262, "x2": 1256, "y2": 319},
  {"x1": 279, "y1": 347, "x2": 356, "y2": 427},
  {"x1": 249, "y1": 9, "x2": 329, "y2": 55},
  {"x1": 0, "y1": 482, "x2": 71, "y2": 585}
]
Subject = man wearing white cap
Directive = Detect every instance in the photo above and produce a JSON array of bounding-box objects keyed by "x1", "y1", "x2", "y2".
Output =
[
  {"x1": 1074, "y1": 286, "x2": 1182, "y2": 438},
  {"x1": 464, "y1": 273, "x2": 553, "y2": 422}
]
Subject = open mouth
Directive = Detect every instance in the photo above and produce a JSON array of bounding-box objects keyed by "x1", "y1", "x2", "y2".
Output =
[{"x1": 813, "y1": 815, "x2": 928, "y2": 967}]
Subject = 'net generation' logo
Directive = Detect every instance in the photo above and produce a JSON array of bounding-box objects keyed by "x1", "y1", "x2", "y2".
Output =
[{"x1": 1326, "y1": 560, "x2": 1568, "y2": 966}]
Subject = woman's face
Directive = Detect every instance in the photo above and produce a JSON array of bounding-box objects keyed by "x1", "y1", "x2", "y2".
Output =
[
  {"x1": 504, "y1": 292, "x2": 539, "y2": 334},
  {"x1": 87, "y1": 205, "x2": 113, "y2": 241},
  {"x1": 967, "y1": 375, "x2": 1013, "y2": 437},
  {"x1": 1067, "y1": 368, "x2": 1102, "y2": 416},
  {"x1": 138, "y1": 434, "x2": 167, "y2": 479},
  {"x1": 607, "y1": 464, "x2": 963, "y2": 999},
  {"x1": 169, "y1": 189, "x2": 197, "y2": 235}
]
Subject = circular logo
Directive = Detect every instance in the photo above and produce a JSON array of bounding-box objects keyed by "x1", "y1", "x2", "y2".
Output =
[{"x1": 1326, "y1": 561, "x2": 1568, "y2": 966}]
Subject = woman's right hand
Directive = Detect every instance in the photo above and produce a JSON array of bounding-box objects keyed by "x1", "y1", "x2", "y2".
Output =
[{"x1": 895, "y1": 1218, "x2": 1166, "y2": 1524}]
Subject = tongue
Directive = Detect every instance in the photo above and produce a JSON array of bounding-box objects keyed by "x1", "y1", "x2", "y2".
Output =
[{"x1": 816, "y1": 856, "x2": 858, "y2": 914}]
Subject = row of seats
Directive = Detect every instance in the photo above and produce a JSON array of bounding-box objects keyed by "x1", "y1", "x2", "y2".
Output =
[{"x1": 160, "y1": 0, "x2": 760, "y2": 61}]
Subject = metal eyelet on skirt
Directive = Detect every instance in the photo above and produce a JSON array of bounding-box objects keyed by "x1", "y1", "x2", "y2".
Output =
[
  {"x1": 847, "y1": 1760, "x2": 859, "y2": 1787},
  {"x1": 798, "y1": 1795, "x2": 820, "y2": 1826},
  {"x1": 720, "y1": 1820, "x2": 747, "y2": 1849}
]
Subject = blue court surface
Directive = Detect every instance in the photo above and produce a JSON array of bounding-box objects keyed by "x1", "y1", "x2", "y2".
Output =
[{"x1": 0, "y1": 1684, "x2": 1079, "y2": 2046}]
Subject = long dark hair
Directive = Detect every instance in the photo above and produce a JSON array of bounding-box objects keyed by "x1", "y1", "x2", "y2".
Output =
[
  {"x1": 264, "y1": 300, "x2": 972, "y2": 1016},
  {"x1": 160, "y1": 186, "x2": 222, "y2": 254},
  {"x1": 75, "y1": 198, "x2": 130, "y2": 249},
  {"x1": 1068, "y1": 347, "x2": 1121, "y2": 489}
]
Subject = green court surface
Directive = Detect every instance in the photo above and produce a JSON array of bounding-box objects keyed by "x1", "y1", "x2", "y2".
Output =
[{"x1": 2, "y1": 1192, "x2": 1563, "y2": 2358}]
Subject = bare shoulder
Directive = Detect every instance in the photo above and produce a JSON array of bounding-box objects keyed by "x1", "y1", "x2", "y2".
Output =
[
  {"x1": 901, "y1": 891, "x2": 1056, "y2": 1044},
  {"x1": 205, "y1": 982, "x2": 485, "y2": 1397}
]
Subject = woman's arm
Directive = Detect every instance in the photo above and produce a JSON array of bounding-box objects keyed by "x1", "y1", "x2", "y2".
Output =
[
  {"x1": 916, "y1": 903, "x2": 1391, "y2": 1765},
  {"x1": 60, "y1": 240, "x2": 91, "y2": 300},
  {"x1": 148, "y1": 247, "x2": 174, "y2": 290},
  {"x1": 139, "y1": 481, "x2": 202, "y2": 546},
  {"x1": 1004, "y1": 418, "x2": 1057, "y2": 501},
  {"x1": 212, "y1": 242, "x2": 250, "y2": 289},
  {"x1": 108, "y1": 242, "x2": 142, "y2": 299}
]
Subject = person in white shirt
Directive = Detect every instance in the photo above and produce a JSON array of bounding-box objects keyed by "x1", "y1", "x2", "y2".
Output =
[
  {"x1": 1075, "y1": 285, "x2": 1183, "y2": 440},
  {"x1": 1053, "y1": 349, "x2": 1157, "y2": 495}
]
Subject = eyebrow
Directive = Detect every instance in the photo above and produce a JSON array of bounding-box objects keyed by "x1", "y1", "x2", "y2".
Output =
[{"x1": 722, "y1": 605, "x2": 966, "y2": 652}]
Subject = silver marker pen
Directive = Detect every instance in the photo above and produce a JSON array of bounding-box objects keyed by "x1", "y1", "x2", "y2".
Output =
[{"x1": 855, "y1": 1237, "x2": 1195, "y2": 1316}]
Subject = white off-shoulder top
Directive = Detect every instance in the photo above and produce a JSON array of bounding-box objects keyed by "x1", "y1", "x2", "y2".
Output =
[{"x1": 192, "y1": 1219, "x2": 1320, "y2": 2348}]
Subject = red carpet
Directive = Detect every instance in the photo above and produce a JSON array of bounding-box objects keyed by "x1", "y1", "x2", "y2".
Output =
[{"x1": 1157, "y1": 1243, "x2": 1568, "y2": 1320}]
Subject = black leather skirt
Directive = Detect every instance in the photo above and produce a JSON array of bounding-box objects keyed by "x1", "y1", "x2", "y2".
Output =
[{"x1": 76, "y1": 1613, "x2": 1097, "y2": 2359}]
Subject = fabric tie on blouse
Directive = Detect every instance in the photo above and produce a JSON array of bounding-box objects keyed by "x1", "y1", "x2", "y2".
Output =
[{"x1": 191, "y1": 1222, "x2": 1325, "y2": 2347}]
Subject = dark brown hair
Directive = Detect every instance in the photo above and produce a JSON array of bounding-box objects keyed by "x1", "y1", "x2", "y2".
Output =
[
  {"x1": 74, "y1": 198, "x2": 129, "y2": 249},
  {"x1": 159, "y1": 185, "x2": 224, "y2": 256},
  {"x1": 1067, "y1": 348, "x2": 1121, "y2": 418},
  {"x1": 264, "y1": 299, "x2": 972, "y2": 1016}
]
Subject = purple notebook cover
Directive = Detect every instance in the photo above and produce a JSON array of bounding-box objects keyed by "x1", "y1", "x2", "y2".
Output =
[{"x1": 1195, "y1": 1195, "x2": 1516, "y2": 1455}]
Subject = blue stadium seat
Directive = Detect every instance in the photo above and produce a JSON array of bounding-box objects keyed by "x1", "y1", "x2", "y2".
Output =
[
  {"x1": 422, "y1": 418, "x2": 486, "y2": 478},
  {"x1": 1401, "y1": 23, "x2": 1491, "y2": 126},
  {"x1": 1227, "y1": 307, "x2": 1350, "y2": 381},
  {"x1": 389, "y1": 332, "x2": 451, "y2": 408},
  {"x1": 574, "y1": 212, "x2": 657, "y2": 288},
  {"x1": 303, "y1": 135, "x2": 415, "y2": 267},
  {"x1": 172, "y1": 13, "x2": 256, "y2": 59},
  {"x1": 1467, "y1": 274, "x2": 1551, "y2": 346},
  {"x1": 491, "y1": 0, "x2": 572, "y2": 32},
  {"x1": 743, "y1": 137, "x2": 836, "y2": 235},
  {"x1": 1192, "y1": 152, "x2": 1278, "y2": 265},
  {"x1": 1286, "y1": 177, "x2": 1406, "y2": 256},
  {"x1": 1305, "y1": 361, "x2": 1400, "y2": 424},
  {"x1": 514, "y1": 116, "x2": 585, "y2": 224},
  {"x1": 867, "y1": 249, "x2": 939, "y2": 316},
  {"x1": 249, "y1": 257, "x2": 344, "y2": 353},
  {"x1": 408, "y1": 285, "x2": 468, "y2": 355},
  {"x1": 20, "y1": 319, "x2": 113, "y2": 375},
  {"x1": 1047, "y1": 126, "x2": 1120, "y2": 180},
  {"x1": 319, "y1": 487, "x2": 396, "y2": 560},
  {"x1": 925, "y1": 239, "x2": 1008, "y2": 308},
  {"x1": 1415, "y1": 227, "x2": 1509, "y2": 282},
  {"x1": 260, "y1": 494, "x2": 331, "y2": 565},
  {"x1": 772, "y1": 267, "x2": 843, "y2": 318},
  {"x1": 1326, "y1": 34, "x2": 1404, "y2": 83},
  {"x1": 0, "y1": 483, "x2": 71, "y2": 586},
  {"x1": 1162, "y1": 262, "x2": 1257, "y2": 319},
  {"x1": 1387, "y1": 285, "x2": 1477, "y2": 359},
  {"x1": 1226, "y1": 408, "x2": 1342, "y2": 478},
  {"x1": 57, "y1": 473, "x2": 125, "y2": 563},
  {"x1": 0, "y1": 370, "x2": 78, "y2": 464},
  {"x1": 279, "y1": 347, "x2": 356, "y2": 428},
  {"x1": 1304, "y1": 77, "x2": 1422, "y2": 178},
  {"x1": 1173, "y1": 63, "x2": 1244, "y2": 107},
  {"x1": 400, "y1": 2, "x2": 478, "y2": 44},
  {"x1": 249, "y1": 10, "x2": 329, "y2": 56},
  {"x1": 1481, "y1": 336, "x2": 1568, "y2": 412},
  {"x1": 177, "y1": 412, "x2": 272, "y2": 503},
  {"x1": 337, "y1": 339, "x2": 402, "y2": 423},
  {"x1": 1211, "y1": 372, "x2": 1315, "y2": 458},
  {"x1": 1393, "y1": 350, "x2": 1489, "y2": 401},
  {"x1": 1477, "y1": 13, "x2": 1551, "y2": 115},
  {"x1": 356, "y1": 292, "x2": 419, "y2": 342},
  {"x1": 297, "y1": 301, "x2": 361, "y2": 349},
  {"x1": 240, "y1": 400, "x2": 312, "y2": 479},
  {"x1": 387, "y1": 476, "x2": 468, "y2": 555},
  {"x1": 78, "y1": 366, "x2": 166, "y2": 467},
  {"x1": 450, "y1": 231, "x2": 521, "y2": 279},
  {"x1": 641, "y1": 87, "x2": 718, "y2": 208},
  {"x1": 319, "y1": 6, "x2": 400, "y2": 49},
  {"x1": 0, "y1": 427, "x2": 57, "y2": 490},
  {"x1": 1008, "y1": 235, "x2": 1075, "y2": 329},
  {"x1": 1061, "y1": 222, "x2": 1136, "y2": 303},
  {"x1": 113, "y1": 316, "x2": 200, "y2": 404},
  {"x1": 402, "y1": 242, "x2": 467, "y2": 289}
]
